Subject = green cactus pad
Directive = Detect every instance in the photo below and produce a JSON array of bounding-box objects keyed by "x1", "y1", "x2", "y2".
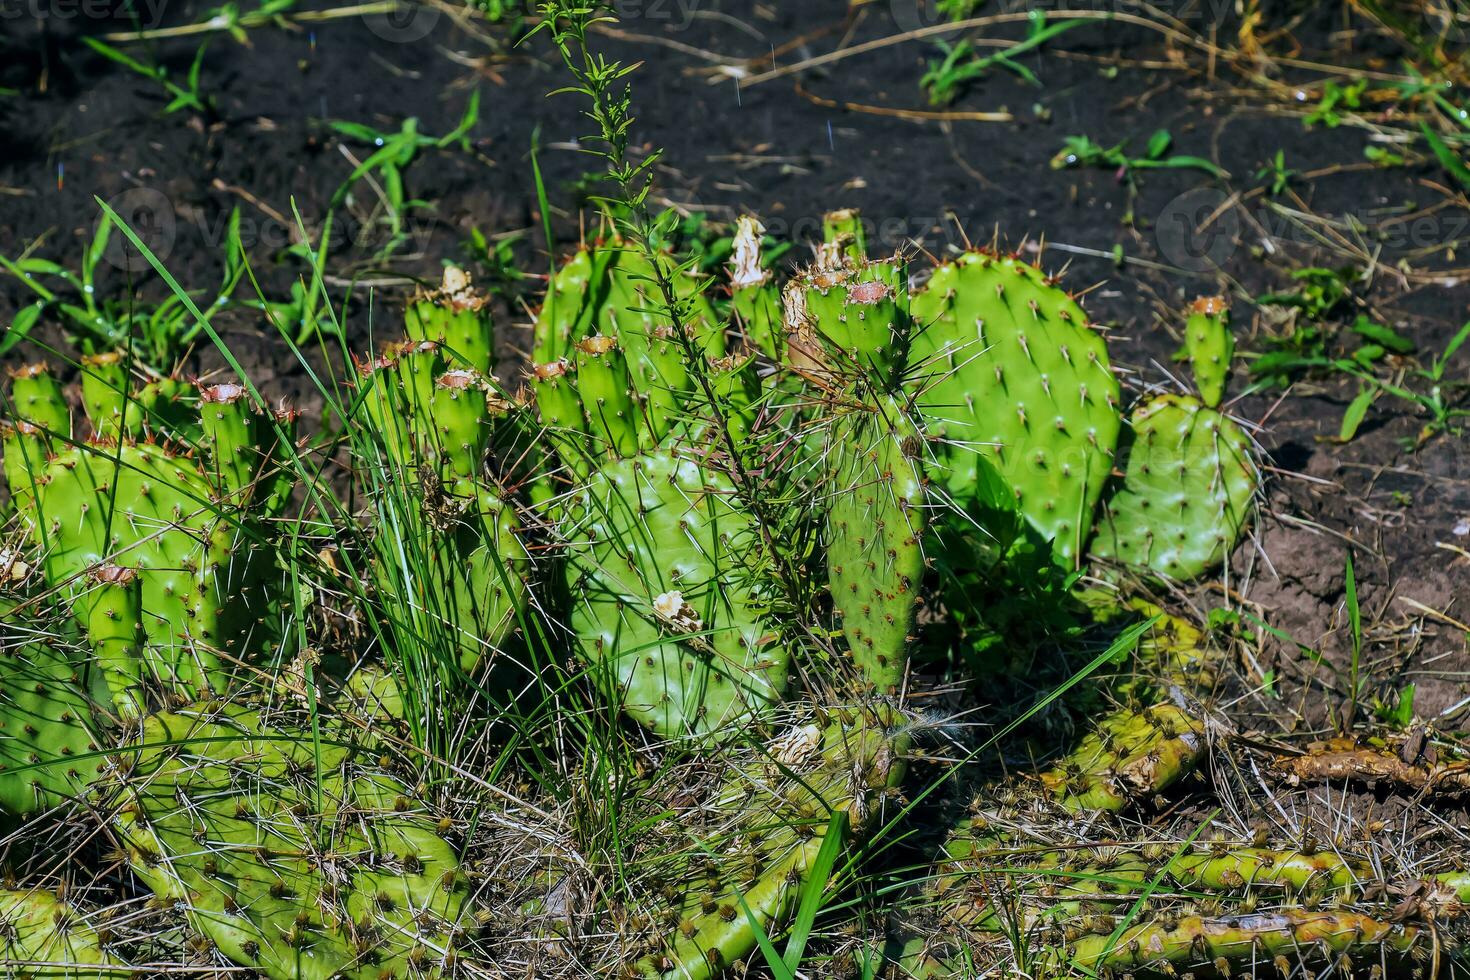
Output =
[
  {"x1": 1185, "y1": 295, "x2": 1233, "y2": 408},
  {"x1": 3, "y1": 421, "x2": 48, "y2": 518},
  {"x1": 0, "y1": 640, "x2": 104, "y2": 817},
  {"x1": 640, "y1": 708, "x2": 909, "y2": 979},
  {"x1": 565, "y1": 448, "x2": 787, "y2": 740},
  {"x1": 822, "y1": 207, "x2": 868, "y2": 266},
  {"x1": 29, "y1": 441, "x2": 245, "y2": 695},
  {"x1": 909, "y1": 251, "x2": 1122, "y2": 567},
  {"x1": 827, "y1": 395, "x2": 927, "y2": 692},
  {"x1": 573, "y1": 336, "x2": 641, "y2": 459},
  {"x1": 110, "y1": 702, "x2": 470, "y2": 980},
  {"x1": 82, "y1": 564, "x2": 145, "y2": 718},
  {"x1": 1039, "y1": 701, "x2": 1206, "y2": 811},
  {"x1": 0, "y1": 888, "x2": 125, "y2": 975},
  {"x1": 7, "y1": 363, "x2": 70, "y2": 437},
  {"x1": 1088, "y1": 394, "x2": 1258, "y2": 580},
  {"x1": 121, "y1": 376, "x2": 197, "y2": 444},
  {"x1": 533, "y1": 246, "x2": 609, "y2": 365},
  {"x1": 406, "y1": 266, "x2": 495, "y2": 375},
  {"x1": 790, "y1": 258, "x2": 910, "y2": 384},
  {"x1": 80, "y1": 352, "x2": 128, "y2": 439}
]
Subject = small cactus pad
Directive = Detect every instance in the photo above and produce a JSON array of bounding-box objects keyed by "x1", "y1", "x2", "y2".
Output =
[
  {"x1": 406, "y1": 266, "x2": 495, "y2": 375},
  {"x1": 1088, "y1": 394, "x2": 1258, "y2": 580},
  {"x1": 0, "y1": 640, "x2": 104, "y2": 817},
  {"x1": 0, "y1": 888, "x2": 124, "y2": 975},
  {"x1": 827, "y1": 395, "x2": 927, "y2": 692},
  {"x1": 110, "y1": 702, "x2": 470, "y2": 980},
  {"x1": 121, "y1": 376, "x2": 198, "y2": 444},
  {"x1": 787, "y1": 257, "x2": 910, "y2": 385},
  {"x1": 565, "y1": 449, "x2": 788, "y2": 740},
  {"x1": 6, "y1": 363, "x2": 70, "y2": 437},
  {"x1": 29, "y1": 442, "x2": 242, "y2": 695},
  {"x1": 533, "y1": 241, "x2": 723, "y2": 436},
  {"x1": 908, "y1": 252, "x2": 1122, "y2": 567},
  {"x1": 80, "y1": 352, "x2": 128, "y2": 439},
  {"x1": 1185, "y1": 295, "x2": 1233, "y2": 408},
  {"x1": 641, "y1": 708, "x2": 909, "y2": 978},
  {"x1": 357, "y1": 346, "x2": 531, "y2": 675},
  {"x1": 1039, "y1": 701, "x2": 1206, "y2": 811}
]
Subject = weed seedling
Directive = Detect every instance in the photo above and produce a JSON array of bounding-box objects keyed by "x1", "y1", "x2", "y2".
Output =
[
  {"x1": 921, "y1": 12, "x2": 1085, "y2": 106},
  {"x1": 329, "y1": 91, "x2": 481, "y2": 259},
  {"x1": 80, "y1": 37, "x2": 211, "y2": 114}
]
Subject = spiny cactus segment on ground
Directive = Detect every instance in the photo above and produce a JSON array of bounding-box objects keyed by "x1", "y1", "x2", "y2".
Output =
[
  {"x1": 0, "y1": 887, "x2": 125, "y2": 976},
  {"x1": 640, "y1": 707, "x2": 910, "y2": 979},
  {"x1": 108, "y1": 701, "x2": 470, "y2": 980}
]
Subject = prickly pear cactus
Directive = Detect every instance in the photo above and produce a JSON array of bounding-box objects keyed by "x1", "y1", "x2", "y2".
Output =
[
  {"x1": 1184, "y1": 295, "x2": 1233, "y2": 408},
  {"x1": 0, "y1": 888, "x2": 124, "y2": 975},
  {"x1": 28, "y1": 441, "x2": 242, "y2": 696},
  {"x1": 6, "y1": 363, "x2": 70, "y2": 436},
  {"x1": 786, "y1": 257, "x2": 910, "y2": 385},
  {"x1": 357, "y1": 343, "x2": 531, "y2": 676},
  {"x1": 640, "y1": 707, "x2": 909, "y2": 978},
  {"x1": 908, "y1": 252, "x2": 1122, "y2": 567},
  {"x1": 565, "y1": 448, "x2": 788, "y2": 740},
  {"x1": 821, "y1": 207, "x2": 868, "y2": 266},
  {"x1": 407, "y1": 266, "x2": 495, "y2": 375},
  {"x1": 0, "y1": 639, "x2": 105, "y2": 817},
  {"x1": 533, "y1": 238, "x2": 724, "y2": 443},
  {"x1": 109, "y1": 702, "x2": 471, "y2": 980},
  {"x1": 121, "y1": 375, "x2": 197, "y2": 444},
  {"x1": 827, "y1": 395, "x2": 927, "y2": 693},
  {"x1": 80, "y1": 351, "x2": 128, "y2": 439},
  {"x1": 1088, "y1": 394, "x2": 1258, "y2": 580}
]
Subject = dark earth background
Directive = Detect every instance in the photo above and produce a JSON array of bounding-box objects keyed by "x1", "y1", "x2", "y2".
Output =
[{"x1": 1, "y1": 0, "x2": 1467, "y2": 736}]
